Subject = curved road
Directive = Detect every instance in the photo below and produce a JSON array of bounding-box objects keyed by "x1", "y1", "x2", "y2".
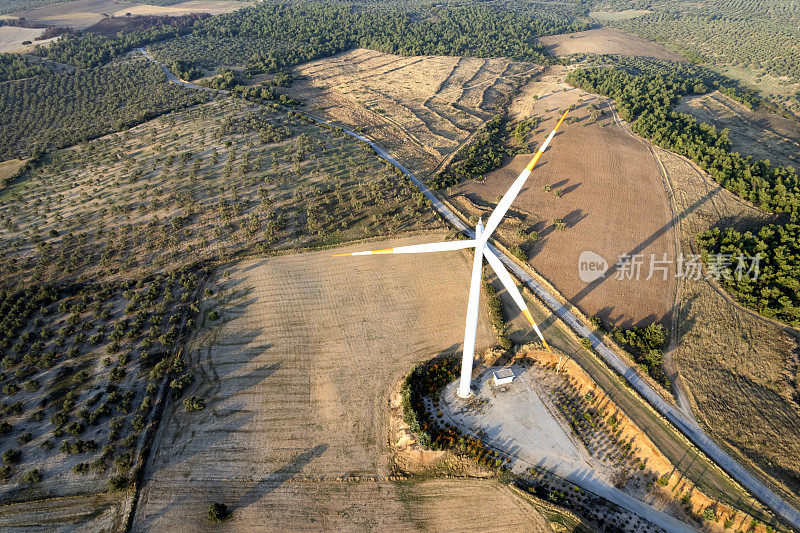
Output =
[{"x1": 140, "y1": 49, "x2": 800, "y2": 531}]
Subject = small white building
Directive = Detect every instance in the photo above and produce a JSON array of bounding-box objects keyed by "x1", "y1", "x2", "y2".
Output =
[{"x1": 492, "y1": 368, "x2": 514, "y2": 386}]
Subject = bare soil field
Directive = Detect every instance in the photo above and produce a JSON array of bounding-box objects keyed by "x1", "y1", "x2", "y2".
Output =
[
  {"x1": 130, "y1": 235, "x2": 559, "y2": 530},
  {"x1": 7, "y1": 0, "x2": 245, "y2": 29},
  {"x1": 0, "y1": 25, "x2": 44, "y2": 52},
  {"x1": 9, "y1": 0, "x2": 135, "y2": 29},
  {"x1": 537, "y1": 28, "x2": 683, "y2": 61},
  {"x1": 676, "y1": 90, "x2": 800, "y2": 170},
  {"x1": 655, "y1": 145, "x2": 800, "y2": 508},
  {"x1": 451, "y1": 67, "x2": 675, "y2": 328},
  {"x1": 0, "y1": 491, "x2": 131, "y2": 531},
  {"x1": 0, "y1": 157, "x2": 27, "y2": 182},
  {"x1": 290, "y1": 49, "x2": 541, "y2": 178},
  {"x1": 111, "y1": 0, "x2": 250, "y2": 18}
]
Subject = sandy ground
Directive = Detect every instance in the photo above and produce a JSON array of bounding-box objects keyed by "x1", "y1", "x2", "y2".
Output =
[
  {"x1": 0, "y1": 25, "x2": 44, "y2": 52},
  {"x1": 130, "y1": 233, "x2": 560, "y2": 530},
  {"x1": 452, "y1": 66, "x2": 675, "y2": 327},
  {"x1": 538, "y1": 28, "x2": 683, "y2": 61},
  {"x1": 676, "y1": 90, "x2": 799, "y2": 170},
  {"x1": 291, "y1": 49, "x2": 540, "y2": 177},
  {"x1": 439, "y1": 367, "x2": 694, "y2": 532}
]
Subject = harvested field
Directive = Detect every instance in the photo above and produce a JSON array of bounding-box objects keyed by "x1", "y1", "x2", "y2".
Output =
[
  {"x1": 2, "y1": 0, "x2": 241, "y2": 29},
  {"x1": 0, "y1": 157, "x2": 27, "y2": 183},
  {"x1": 451, "y1": 66, "x2": 675, "y2": 328},
  {"x1": 132, "y1": 234, "x2": 544, "y2": 530},
  {"x1": 111, "y1": 0, "x2": 250, "y2": 18},
  {"x1": 537, "y1": 28, "x2": 683, "y2": 61},
  {"x1": 675, "y1": 90, "x2": 800, "y2": 170},
  {"x1": 655, "y1": 145, "x2": 800, "y2": 508},
  {"x1": 0, "y1": 25, "x2": 44, "y2": 52},
  {"x1": 589, "y1": 10, "x2": 651, "y2": 22},
  {"x1": 291, "y1": 49, "x2": 541, "y2": 177},
  {"x1": 8, "y1": 0, "x2": 137, "y2": 29}
]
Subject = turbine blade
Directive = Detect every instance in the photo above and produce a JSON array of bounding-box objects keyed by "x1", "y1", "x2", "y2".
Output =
[
  {"x1": 483, "y1": 247, "x2": 554, "y2": 354},
  {"x1": 332, "y1": 239, "x2": 476, "y2": 257},
  {"x1": 481, "y1": 110, "x2": 569, "y2": 240},
  {"x1": 458, "y1": 242, "x2": 486, "y2": 398}
]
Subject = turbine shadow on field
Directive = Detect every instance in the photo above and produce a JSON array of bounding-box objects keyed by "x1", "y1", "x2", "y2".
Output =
[
  {"x1": 237, "y1": 444, "x2": 329, "y2": 508},
  {"x1": 567, "y1": 186, "x2": 719, "y2": 308}
]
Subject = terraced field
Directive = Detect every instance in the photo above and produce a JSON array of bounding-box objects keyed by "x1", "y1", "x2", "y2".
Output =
[
  {"x1": 290, "y1": 49, "x2": 541, "y2": 178},
  {"x1": 128, "y1": 235, "x2": 535, "y2": 530}
]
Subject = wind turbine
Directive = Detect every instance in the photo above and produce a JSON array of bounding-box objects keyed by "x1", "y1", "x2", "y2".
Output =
[{"x1": 334, "y1": 110, "x2": 569, "y2": 398}]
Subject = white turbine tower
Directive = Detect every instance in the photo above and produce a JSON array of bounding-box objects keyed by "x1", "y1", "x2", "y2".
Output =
[{"x1": 334, "y1": 110, "x2": 569, "y2": 398}]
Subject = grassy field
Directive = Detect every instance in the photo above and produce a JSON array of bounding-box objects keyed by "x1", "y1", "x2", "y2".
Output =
[
  {"x1": 289, "y1": 48, "x2": 541, "y2": 178},
  {"x1": 536, "y1": 29, "x2": 683, "y2": 61},
  {"x1": 675, "y1": 90, "x2": 800, "y2": 170},
  {"x1": 450, "y1": 65, "x2": 675, "y2": 329},
  {"x1": 128, "y1": 236, "x2": 540, "y2": 530},
  {"x1": 653, "y1": 145, "x2": 800, "y2": 508},
  {"x1": 110, "y1": 0, "x2": 250, "y2": 18}
]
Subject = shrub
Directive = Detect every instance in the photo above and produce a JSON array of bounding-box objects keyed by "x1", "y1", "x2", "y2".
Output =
[
  {"x1": 183, "y1": 395, "x2": 205, "y2": 411},
  {"x1": 702, "y1": 507, "x2": 716, "y2": 522},
  {"x1": 207, "y1": 502, "x2": 231, "y2": 523},
  {"x1": 2, "y1": 448, "x2": 21, "y2": 464},
  {"x1": 657, "y1": 475, "x2": 670, "y2": 486},
  {"x1": 108, "y1": 474, "x2": 128, "y2": 492},
  {"x1": 22, "y1": 468, "x2": 41, "y2": 484}
]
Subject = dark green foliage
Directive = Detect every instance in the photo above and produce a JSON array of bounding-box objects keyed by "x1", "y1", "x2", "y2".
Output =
[
  {"x1": 612, "y1": 323, "x2": 668, "y2": 386},
  {"x1": 0, "y1": 53, "x2": 48, "y2": 83},
  {"x1": 431, "y1": 114, "x2": 538, "y2": 189},
  {"x1": 2, "y1": 448, "x2": 20, "y2": 464},
  {"x1": 183, "y1": 394, "x2": 205, "y2": 411},
  {"x1": 0, "y1": 61, "x2": 210, "y2": 160},
  {"x1": 107, "y1": 474, "x2": 128, "y2": 492},
  {"x1": 154, "y1": 2, "x2": 589, "y2": 73},
  {"x1": 36, "y1": 17, "x2": 203, "y2": 69},
  {"x1": 169, "y1": 59, "x2": 202, "y2": 81},
  {"x1": 698, "y1": 224, "x2": 800, "y2": 326},
  {"x1": 22, "y1": 467, "x2": 41, "y2": 483},
  {"x1": 207, "y1": 502, "x2": 231, "y2": 523},
  {"x1": 568, "y1": 62, "x2": 800, "y2": 214}
]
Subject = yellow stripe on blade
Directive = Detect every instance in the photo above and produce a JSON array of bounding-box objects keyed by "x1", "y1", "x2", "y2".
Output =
[
  {"x1": 524, "y1": 151, "x2": 543, "y2": 172},
  {"x1": 522, "y1": 309, "x2": 553, "y2": 354},
  {"x1": 332, "y1": 247, "x2": 395, "y2": 257}
]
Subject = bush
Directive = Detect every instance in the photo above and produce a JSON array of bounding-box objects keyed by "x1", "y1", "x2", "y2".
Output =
[
  {"x1": 657, "y1": 475, "x2": 670, "y2": 487},
  {"x1": 183, "y1": 395, "x2": 205, "y2": 411},
  {"x1": 108, "y1": 474, "x2": 128, "y2": 492},
  {"x1": 22, "y1": 468, "x2": 41, "y2": 484},
  {"x1": 2, "y1": 448, "x2": 21, "y2": 464},
  {"x1": 207, "y1": 502, "x2": 231, "y2": 523}
]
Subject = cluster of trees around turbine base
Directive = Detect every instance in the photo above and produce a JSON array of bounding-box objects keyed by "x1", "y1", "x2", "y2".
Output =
[
  {"x1": 567, "y1": 58, "x2": 800, "y2": 215},
  {"x1": 698, "y1": 224, "x2": 800, "y2": 327}
]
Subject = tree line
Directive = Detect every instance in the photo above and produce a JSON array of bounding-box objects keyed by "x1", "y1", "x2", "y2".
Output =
[
  {"x1": 0, "y1": 61, "x2": 209, "y2": 160},
  {"x1": 698, "y1": 224, "x2": 800, "y2": 326},
  {"x1": 568, "y1": 61, "x2": 800, "y2": 214}
]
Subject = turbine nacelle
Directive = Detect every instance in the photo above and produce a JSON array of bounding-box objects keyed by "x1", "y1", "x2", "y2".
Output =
[{"x1": 334, "y1": 110, "x2": 570, "y2": 399}]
